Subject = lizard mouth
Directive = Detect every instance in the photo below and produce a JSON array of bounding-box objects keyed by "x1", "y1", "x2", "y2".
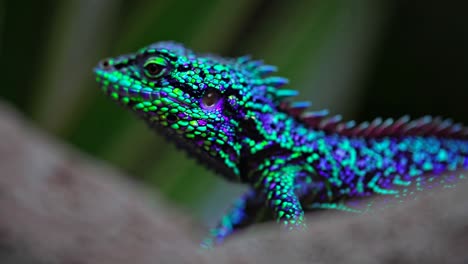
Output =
[{"x1": 94, "y1": 66, "x2": 190, "y2": 108}]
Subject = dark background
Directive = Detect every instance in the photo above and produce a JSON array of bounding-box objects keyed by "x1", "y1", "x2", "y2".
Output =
[{"x1": 1, "y1": 0, "x2": 467, "y2": 224}]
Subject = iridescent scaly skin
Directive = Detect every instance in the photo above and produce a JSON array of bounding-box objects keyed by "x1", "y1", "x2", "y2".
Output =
[{"x1": 94, "y1": 41, "x2": 468, "y2": 247}]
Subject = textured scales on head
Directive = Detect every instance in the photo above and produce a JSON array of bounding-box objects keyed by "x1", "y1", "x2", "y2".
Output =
[{"x1": 94, "y1": 41, "x2": 299, "y2": 181}]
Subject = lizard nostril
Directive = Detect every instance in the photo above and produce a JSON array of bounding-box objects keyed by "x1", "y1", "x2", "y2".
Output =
[{"x1": 101, "y1": 59, "x2": 112, "y2": 70}]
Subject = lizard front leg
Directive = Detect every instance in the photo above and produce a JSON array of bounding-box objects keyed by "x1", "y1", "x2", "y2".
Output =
[
  {"x1": 202, "y1": 165, "x2": 307, "y2": 248},
  {"x1": 256, "y1": 165, "x2": 306, "y2": 230}
]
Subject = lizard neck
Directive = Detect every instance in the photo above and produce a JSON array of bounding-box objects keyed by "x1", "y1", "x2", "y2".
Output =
[{"x1": 238, "y1": 110, "x2": 325, "y2": 180}]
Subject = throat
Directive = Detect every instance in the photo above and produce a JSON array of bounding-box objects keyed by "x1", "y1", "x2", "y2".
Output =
[{"x1": 147, "y1": 120, "x2": 241, "y2": 181}]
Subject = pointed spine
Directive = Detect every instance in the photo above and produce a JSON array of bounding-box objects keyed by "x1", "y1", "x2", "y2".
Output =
[
  {"x1": 274, "y1": 89, "x2": 299, "y2": 100},
  {"x1": 257, "y1": 65, "x2": 277, "y2": 76},
  {"x1": 264, "y1": 76, "x2": 289, "y2": 87},
  {"x1": 302, "y1": 109, "x2": 329, "y2": 127}
]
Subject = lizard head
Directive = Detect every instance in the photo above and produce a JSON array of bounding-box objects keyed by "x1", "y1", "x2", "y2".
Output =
[{"x1": 94, "y1": 41, "x2": 291, "y2": 181}]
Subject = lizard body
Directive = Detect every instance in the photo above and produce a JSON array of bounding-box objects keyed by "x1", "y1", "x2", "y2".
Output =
[{"x1": 94, "y1": 41, "x2": 468, "y2": 246}]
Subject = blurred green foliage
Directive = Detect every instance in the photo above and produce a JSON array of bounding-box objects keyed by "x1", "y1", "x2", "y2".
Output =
[{"x1": 2, "y1": 0, "x2": 468, "y2": 223}]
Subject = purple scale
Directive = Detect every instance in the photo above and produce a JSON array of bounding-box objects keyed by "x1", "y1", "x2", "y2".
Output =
[
  {"x1": 268, "y1": 182, "x2": 277, "y2": 190},
  {"x1": 178, "y1": 113, "x2": 189, "y2": 119},
  {"x1": 140, "y1": 90, "x2": 152, "y2": 100},
  {"x1": 381, "y1": 182, "x2": 391, "y2": 189},
  {"x1": 343, "y1": 172, "x2": 354, "y2": 184},
  {"x1": 433, "y1": 163, "x2": 445, "y2": 174},
  {"x1": 198, "y1": 120, "x2": 207, "y2": 126}
]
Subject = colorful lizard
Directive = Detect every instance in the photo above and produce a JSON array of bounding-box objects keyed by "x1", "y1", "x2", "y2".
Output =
[{"x1": 94, "y1": 41, "x2": 468, "y2": 247}]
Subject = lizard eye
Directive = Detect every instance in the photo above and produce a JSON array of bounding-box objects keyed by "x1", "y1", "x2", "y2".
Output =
[
  {"x1": 201, "y1": 89, "x2": 221, "y2": 109},
  {"x1": 143, "y1": 56, "x2": 168, "y2": 78}
]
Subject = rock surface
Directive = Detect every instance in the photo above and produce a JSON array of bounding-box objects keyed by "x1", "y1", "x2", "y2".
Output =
[{"x1": 0, "y1": 101, "x2": 467, "y2": 264}]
